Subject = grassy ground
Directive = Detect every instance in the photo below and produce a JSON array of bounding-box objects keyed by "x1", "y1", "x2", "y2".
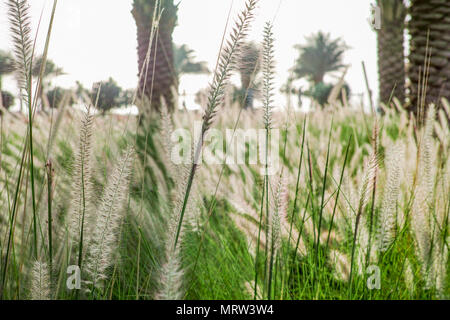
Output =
[{"x1": 0, "y1": 97, "x2": 448, "y2": 299}]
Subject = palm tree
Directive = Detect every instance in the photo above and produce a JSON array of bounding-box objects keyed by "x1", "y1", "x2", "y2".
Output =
[
  {"x1": 46, "y1": 86, "x2": 75, "y2": 109},
  {"x1": 91, "y1": 77, "x2": 123, "y2": 115},
  {"x1": 292, "y1": 31, "x2": 348, "y2": 85},
  {"x1": 173, "y1": 44, "x2": 209, "y2": 78},
  {"x1": 375, "y1": 0, "x2": 407, "y2": 106},
  {"x1": 408, "y1": 0, "x2": 450, "y2": 113},
  {"x1": 238, "y1": 42, "x2": 260, "y2": 109},
  {"x1": 291, "y1": 32, "x2": 349, "y2": 108},
  {"x1": 132, "y1": 0, "x2": 178, "y2": 113},
  {"x1": 32, "y1": 56, "x2": 64, "y2": 110}
]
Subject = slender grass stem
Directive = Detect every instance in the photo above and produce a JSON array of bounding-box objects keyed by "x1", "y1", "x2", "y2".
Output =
[
  {"x1": 325, "y1": 134, "x2": 352, "y2": 251},
  {"x1": 254, "y1": 174, "x2": 266, "y2": 299},
  {"x1": 315, "y1": 118, "x2": 333, "y2": 263},
  {"x1": 287, "y1": 117, "x2": 307, "y2": 248},
  {"x1": 46, "y1": 160, "x2": 53, "y2": 278},
  {"x1": 174, "y1": 0, "x2": 259, "y2": 249}
]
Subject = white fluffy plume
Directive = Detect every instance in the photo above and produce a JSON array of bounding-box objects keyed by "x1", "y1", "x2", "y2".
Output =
[
  {"x1": 30, "y1": 261, "x2": 50, "y2": 300},
  {"x1": 84, "y1": 146, "x2": 134, "y2": 289},
  {"x1": 377, "y1": 142, "x2": 403, "y2": 251},
  {"x1": 68, "y1": 106, "x2": 94, "y2": 244}
]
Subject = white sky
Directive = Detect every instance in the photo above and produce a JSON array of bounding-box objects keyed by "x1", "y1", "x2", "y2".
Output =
[{"x1": 0, "y1": 0, "x2": 379, "y2": 108}]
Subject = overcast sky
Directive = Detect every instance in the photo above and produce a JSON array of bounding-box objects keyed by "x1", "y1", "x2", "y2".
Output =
[{"x1": 0, "y1": 0, "x2": 379, "y2": 108}]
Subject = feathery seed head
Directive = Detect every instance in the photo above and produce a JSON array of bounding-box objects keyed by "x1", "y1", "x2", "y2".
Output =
[
  {"x1": 201, "y1": 0, "x2": 259, "y2": 136},
  {"x1": 155, "y1": 164, "x2": 195, "y2": 300},
  {"x1": 68, "y1": 106, "x2": 95, "y2": 244},
  {"x1": 358, "y1": 152, "x2": 378, "y2": 212},
  {"x1": 160, "y1": 98, "x2": 176, "y2": 178},
  {"x1": 262, "y1": 22, "x2": 275, "y2": 130},
  {"x1": 84, "y1": 146, "x2": 134, "y2": 289},
  {"x1": 404, "y1": 259, "x2": 415, "y2": 295},
  {"x1": 330, "y1": 250, "x2": 351, "y2": 282},
  {"x1": 269, "y1": 175, "x2": 286, "y2": 253},
  {"x1": 410, "y1": 104, "x2": 437, "y2": 284},
  {"x1": 377, "y1": 142, "x2": 403, "y2": 252},
  {"x1": 7, "y1": 0, "x2": 33, "y2": 92},
  {"x1": 30, "y1": 260, "x2": 50, "y2": 300}
]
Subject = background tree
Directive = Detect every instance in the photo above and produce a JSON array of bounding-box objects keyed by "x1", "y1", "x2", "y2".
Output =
[
  {"x1": 293, "y1": 31, "x2": 348, "y2": 85},
  {"x1": 118, "y1": 88, "x2": 135, "y2": 108},
  {"x1": 174, "y1": 44, "x2": 209, "y2": 78},
  {"x1": 32, "y1": 56, "x2": 64, "y2": 79},
  {"x1": 408, "y1": 0, "x2": 450, "y2": 114},
  {"x1": 91, "y1": 77, "x2": 122, "y2": 115},
  {"x1": 375, "y1": 0, "x2": 407, "y2": 105},
  {"x1": 46, "y1": 87, "x2": 75, "y2": 109},
  {"x1": 75, "y1": 80, "x2": 91, "y2": 103},
  {"x1": 132, "y1": 0, "x2": 178, "y2": 113},
  {"x1": 304, "y1": 82, "x2": 351, "y2": 107},
  {"x1": 32, "y1": 56, "x2": 64, "y2": 109},
  {"x1": 1, "y1": 91, "x2": 14, "y2": 110},
  {"x1": 291, "y1": 32, "x2": 349, "y2": 107},
  {"x1": 281, "y1": 77, "x2": 303, "y2": 109}
]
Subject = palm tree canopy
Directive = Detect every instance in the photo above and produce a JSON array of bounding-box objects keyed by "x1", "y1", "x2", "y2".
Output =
[
  {"x1": 378, "y1": 0, "x2": 407, "y2": 26},
  {"x1": 132, "y1": 0, "x2": 178, "y2": 23},
  {"x1": 293, "y1": 31, "x2": 348, "y2": 84},
  {"x1": 174, "y1": 44, "x2": 209, "y2": 77}
]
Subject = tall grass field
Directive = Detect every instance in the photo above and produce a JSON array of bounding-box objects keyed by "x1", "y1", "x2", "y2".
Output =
[{"x1": 0, "y1": 0, "x2": 448, "y2": 300}]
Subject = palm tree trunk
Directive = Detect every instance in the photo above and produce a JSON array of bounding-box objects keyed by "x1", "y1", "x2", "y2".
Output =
[
  {"x1": 408, "y1": 0, "x2": 450, "y2": 114},
  {"x1": 377, "y1": 12, "x2": 405, "y2": 105},
  {"x1": 0, "y1": 77, "x2": 3, "y2": 110},
  {"x1": 132, "y1": 1, "x2": 177, "y2": 114}
]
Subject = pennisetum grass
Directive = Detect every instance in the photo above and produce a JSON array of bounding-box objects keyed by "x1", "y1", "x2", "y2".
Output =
[
  {"x1": 185, "y1": 16, "x2": 268, "y2": 297},
  {"x1": 410, "y1": 104, "x2": 444, "y2": 291},
  {"x1": 160, "y1": 99, "x2": 176, "y2": 180},
  {"x1": 377, "y1": 142, "x2": 403, "y2": 252},
  {"x1": 30, "y1": 260, "x2": 50, "y2": 300},
  {"x1": 348, "y1": 149, "x2": 378, "y2": 298},
  {"x1": 45, "y1": 159, "x2": 54, "y2": 276},
  {"x1": 68, "y1": 105, "x2": 94, "y2": 270},
  {"x1": 315, "y1": 118, "x2": 334, "y2": 265},
  {"x1": 258, "y1": 21, "x2": 276, "y2": 299},
  {"x1": 155, "y1": 165, "x2": 193, "y2": 300},
  {"x1": 84, "y1": 146, "x2": 134, "y2": 292},
  {"x1": 1, "y1": 0, "x2": 57, "y2": 298},
  {"x1": 0, "y1": 0, "x2": 448, "y2": 301},
  {"x1": 267, "y1": 174, "x2": 286, "y2": 299},
  {"x1": 7, "y1": 0, "x2": 38, "y2": 258},
  {"x1": 173, "y1": 0, "x2": 259, "y2": 250}
]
